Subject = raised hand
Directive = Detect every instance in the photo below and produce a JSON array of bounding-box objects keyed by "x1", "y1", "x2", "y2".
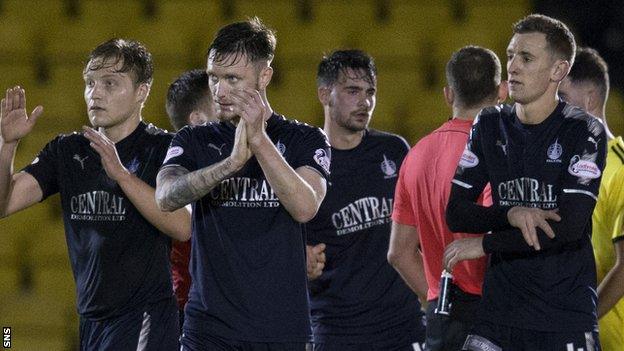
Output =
[
  {"x1": 229, "y1": 88, "x2": 270, "y2": 146},
  {"x1": 82, "y1": 126, "x2": 130, "y2": 182},
  {"x1": 0, "y1": 86, "x2": 43, "y2": 144}
]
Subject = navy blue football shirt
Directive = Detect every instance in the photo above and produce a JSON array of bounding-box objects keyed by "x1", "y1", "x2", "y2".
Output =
[
  {"x1": 448, "y1": 101, "x2": 606, "y2": 332},
  {"x1": 22, "y1": 121, "x2": 175, "y2": 320},
  {"x1": 306, "y1": 129, "x2": 424, "y2": 344},
  {"x1": 162, "y1": 113, "x2": 331, "y2": 343}
]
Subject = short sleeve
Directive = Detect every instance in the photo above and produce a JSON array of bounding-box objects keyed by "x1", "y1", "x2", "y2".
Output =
[
  {"x1": 610, "y1": 167, "x2": 624, "y2": 242},
  {"x1": 291, "y1": 127, "x2": 331, "y2": 180},
  {"x1": 21, "y1": 137, "x2": 61, "y2": 200},
  {"x1": 396, "y1": 136, "x2": 410, "y2": 158},
  {"x1": 161, "y1": 126, "x2": 198, "y2": 172},
  {"x1": 451, "y1": 114, "x2": 490, "y2": 199},
  {"x1": 392, "y1": 152, "x2": 417, "y2": 226}
]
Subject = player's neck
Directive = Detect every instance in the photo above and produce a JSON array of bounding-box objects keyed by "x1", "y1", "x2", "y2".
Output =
[
  {"x1": 452, "y1": 106, "x2": 484, "y2": 121},
  {"x1": 324, "y1": 124, "x2": 364, "y2": 150},
  {"x1": 99, "y1": 114, "x2": 142, "y2": 143},
  {"x1": 515, "y1": 93, "x2": 559, "y2": 125},
  {"x1": 598, "y1": 114, "x2": 615, "y2": 141}
]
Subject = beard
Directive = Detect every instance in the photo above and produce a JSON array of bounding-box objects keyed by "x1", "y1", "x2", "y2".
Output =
[
  {"x1": 334, "y1": 111, "x2": 370, "y2": 132},
  {"x1": 338, "y1": 118, "x2": 368, "y2": 132}
]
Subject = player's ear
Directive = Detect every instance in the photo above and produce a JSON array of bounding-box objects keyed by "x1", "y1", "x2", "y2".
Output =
[
  {"x1": 318, "y1": 85, "x2": 331, "y2": 106},
  {"x1": 551, "y1": 60, "x2": 571, "y2": 83},
  {"x1": 586, "y1": 87, "x2": 600, "y2": 113},
  {"x1": 258, "y1": 66, "x2": 273, "y2": 90},
  {"x1": 189, "y1": 110, "x2": 207, "y2": 126},
  {"x1": 497, "y1": 81, "x2": 509, "y2": 102},
  {"x1": 443, "y1": 86, "x2": 454, "y2": 108},
  {"x1": 136, "y1": 83, "x2": 151, "y2": 104}
]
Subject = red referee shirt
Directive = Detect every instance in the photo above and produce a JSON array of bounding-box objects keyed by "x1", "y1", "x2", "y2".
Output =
[{"x1": 392, "y1": 118, "x2": 491, "y2": 300}]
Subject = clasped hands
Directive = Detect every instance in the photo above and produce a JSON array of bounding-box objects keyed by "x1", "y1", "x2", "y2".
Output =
[
  {"x1": 228, "y1": 88, "x2": 272, "y2": 168},
  {"x1": 443, "y1": 206, "x2": 561, "y2": 271}
]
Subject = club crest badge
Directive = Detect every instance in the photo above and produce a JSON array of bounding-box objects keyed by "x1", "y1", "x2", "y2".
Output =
[
  {"x1": 546, "y1": 139, "x2": 562, "y2": 163},
  {"x1": 126, "y1": 157, "x2": 140, "y2": 174},
  {"x1": 276, "y1": 140, "x2": 286, "y2": 155},
  {"x1": 380, "y1": 154, "x2": 397, "y2": 179}
]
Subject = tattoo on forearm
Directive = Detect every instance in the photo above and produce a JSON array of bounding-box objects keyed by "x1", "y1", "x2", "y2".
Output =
[{"x1": 157, "y1": 159, "x2": 236, "y2": 210}]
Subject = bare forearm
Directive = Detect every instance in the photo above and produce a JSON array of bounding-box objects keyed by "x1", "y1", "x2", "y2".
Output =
[
  {"x1": 390, "y1": 250, "x2": 428, "y2": 300},
  {"x1": 156, "y1": 159, "x2": 240, "y2": 211},
  {"x1": 252, "y1": 136, "x2": 320, "y2": 222},
  {"x1": 388, "y1": 222, "x2": 428, "y2": 301},
  {"x1": 597, "y1": 264, "x2": 624, "y2": 318},
  {"x1": 0, "y1": 141, "x2": 18, "y2": 217},
  {"x1": 117, "y1": 173, "x2": 191, "y2": 241},
  {"x1": 597, "y1": 261, "x2": 624, "y2": 318}
]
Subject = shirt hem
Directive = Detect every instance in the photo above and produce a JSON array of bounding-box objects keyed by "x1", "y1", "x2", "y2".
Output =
[
  {"x1": 477, "y1": 316, "x2": 596, "y2": 333},
  {"x1": 184, "y1": 326, "x2": 311, "y2": 344}
]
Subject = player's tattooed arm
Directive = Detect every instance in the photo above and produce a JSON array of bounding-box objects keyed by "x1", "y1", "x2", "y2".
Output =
[
  {"x1": 156, "y1": 159, "x2": 238, "y2": 211},
  {"x1": 156, "y1": 119, "x2": 251, "y2": 211}
]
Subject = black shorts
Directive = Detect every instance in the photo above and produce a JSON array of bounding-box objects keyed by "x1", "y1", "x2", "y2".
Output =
[
  {"x1": 180, "y1": 330, "x2": 306, "y2": 351},
  {"x1": 425, "y1": 289, "x2": 480, "y2": 351},
  {"x1": 313, "y1": 341, "x2": 424, "y2": 351},
  {"x1": 313, "y1": 327, "x2": 425, "y2": 351},
  {"x1": 79, "y1": 296, "x2": 179, "y2": 351},
  {"x1": 462, "y1": 321, "x2": 600, "y2": 351}
]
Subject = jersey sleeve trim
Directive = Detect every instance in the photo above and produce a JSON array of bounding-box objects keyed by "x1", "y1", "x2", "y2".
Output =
[
  {"x1": 390, "y1": 216, "x2": 418, "y2": 227},
  {"x1": 160, "y1": 163, "x2": 184, "y2": 170},
  {"x1": 562, "y1": 188, "x2": 597, "y2": 201},
  {"x1": 452, "y1": 179, "x2": 473, "y2": 189},
  {"x1": 297, "y1": 165, "x2": 328, "y2": 180},
  {"x1": 20, "y1": 169, "x2": 47, "y2": 202},
  {"x1": 612, "y1": 235, "x2": 624, "y2": 244},
  {"x1": 613, "y1": 144, "x2": 624, "y2": 164}
]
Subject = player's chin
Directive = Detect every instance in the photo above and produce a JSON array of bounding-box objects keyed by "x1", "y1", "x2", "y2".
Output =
[
  {"x1": 89, "y1": 115, "x2": 121, "y2": 129},
  {"x1": 88, "y1": 114, "x2": 105, "y2": 128},
  {"x1": 216, "y1": 109, "x2": 236, "y2": 121},
  {"x1": 509, "y1": 92, "x2": 526, "y2": 104},
  {"x1": 347, "y1": 121, "x2": 368, "y2": 132}
]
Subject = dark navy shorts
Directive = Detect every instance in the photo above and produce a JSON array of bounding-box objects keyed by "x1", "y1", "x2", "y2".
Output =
[
  {"x1": 180, "y1": 329, "x2": 306, "y2": 351},
  {"x1": 462, "y1": 321, "x2": 600, "y2": 351},
  {"x1": 313, "y1": 341, "x2": 424, "y2": 351},
  {"x1": 312, "y1": 326, "x2": 425, "y2": 351},
  {"x1": 425, "y1": 291, "x2": 480, "y2": 351},
  {"x1": 79, "y1": 296, "x2": 179, "y2": 351}
]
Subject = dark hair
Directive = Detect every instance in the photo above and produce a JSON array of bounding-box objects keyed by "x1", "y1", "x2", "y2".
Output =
[
  {"x1": 446, "y1": 46, "x2": 501, "y2": 108},
  {"x1": 208, "y1": 17, "x2": 276, "y2": 65},
  {"x1": 316, "y1": 50, "x2": 377, "y2": 87},
  {"x1": 513, "y1": 14, "x2": 576, "y2": 64},
  {"x1": 567, "y1": 47, "x2": 609, "y2": 103},
  {"x1": 85, "y1": 38, "x2": 154, "y2": 85},
  {"x1": 165, "y1": 69, "x2": 211, "y2": 131}
]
